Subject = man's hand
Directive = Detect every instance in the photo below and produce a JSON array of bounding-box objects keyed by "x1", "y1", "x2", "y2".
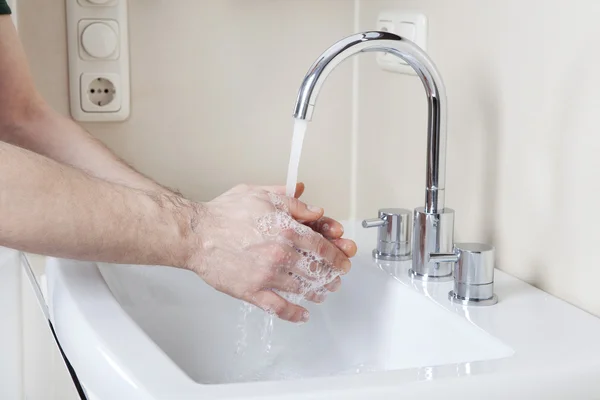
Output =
[
  {"x1": 186, "y1": 184, "x2": 357, "y2": 323},
  {"x1": 288, "y1": 182, "x2": 357, "y2": 261}
]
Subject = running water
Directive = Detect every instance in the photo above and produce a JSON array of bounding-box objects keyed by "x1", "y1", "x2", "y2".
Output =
[
  {"x1": 236, "y1": 118, "x2": 310, "y2": 359},
  {"x1": 285, "y1": 119, "x2": 308, "y2": 196}
]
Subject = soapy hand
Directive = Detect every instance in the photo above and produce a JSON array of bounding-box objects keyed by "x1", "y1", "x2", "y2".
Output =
[{"x1": 187, "y1": 183, "x2": 356, "y2": 323}]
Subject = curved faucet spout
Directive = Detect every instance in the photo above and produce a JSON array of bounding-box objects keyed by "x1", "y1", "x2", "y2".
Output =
[{"x1": 292, "y1": 31, "x2": 447, "y2": 214}]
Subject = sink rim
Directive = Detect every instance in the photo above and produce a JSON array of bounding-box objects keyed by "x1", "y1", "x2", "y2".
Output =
[{"x1": 45, "y1": 222, "x2": 600, "y2": 399}]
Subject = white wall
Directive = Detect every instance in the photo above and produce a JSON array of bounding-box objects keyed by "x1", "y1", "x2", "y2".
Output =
[
  {"x1": 357, "y1": 0, "x2": 600, "y2": 316},
  {"x1": 18, "y1": 0, "x2": 355, "y2": 220}
]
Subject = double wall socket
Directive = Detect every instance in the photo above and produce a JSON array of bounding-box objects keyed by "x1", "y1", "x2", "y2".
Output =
[
  {"x1": 66, "y1": 0, "x2": 130, "y2": 122},
  {"x1": 376, "y1": 11, "x2": 428, "y2": 75}
]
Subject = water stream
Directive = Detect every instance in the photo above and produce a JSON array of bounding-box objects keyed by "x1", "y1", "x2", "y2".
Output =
[
  {"x1": 236, "y1": 118, "x2": 310, "y2": 359},
  {"x1": 285, "y1": 119, "x2": 308, "y2": 197}
]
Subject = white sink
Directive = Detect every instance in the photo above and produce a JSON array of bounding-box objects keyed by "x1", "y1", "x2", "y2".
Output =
[
  {"x1": 97, "y1": 257, "x2": 511, "y2": 385},
  {"x1": 45, "y1": 223, "x2": 600, "y2": 399}
]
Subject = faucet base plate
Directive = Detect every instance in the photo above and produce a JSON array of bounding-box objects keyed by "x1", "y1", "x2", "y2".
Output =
[
  {"x1": 448, "y1": 291, "x2": 498, "y2": 307},
  {"x1": 408, "y1": 268, "x2": 453, "y2": 282},
  {"x1": 372, "y1": 249, "x2": 411, "y2": 262}
]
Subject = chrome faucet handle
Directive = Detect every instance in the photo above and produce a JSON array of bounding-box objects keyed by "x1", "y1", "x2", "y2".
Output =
[
  {"x1": 430, "y1": 243, "x2": 498, "y2": 306},
  {"x1": 362, "y1": 208, "x2": 411, "y2": 261}
]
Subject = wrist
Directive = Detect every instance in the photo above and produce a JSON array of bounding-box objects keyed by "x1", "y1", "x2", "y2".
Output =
[
  {"x1": 172, "y1": 197, "x2": 207, "y2": 271},
  {"x1": 147, "y1": 192, "x2": 206, "y2": 270},
  {"x1": 177, "y1": 199, "x2": 207, "y2": 271}
]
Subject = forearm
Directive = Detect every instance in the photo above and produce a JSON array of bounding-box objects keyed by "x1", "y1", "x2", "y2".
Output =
[{"x1": 0, "y1": 140, "x2": 195, "y2": 267}]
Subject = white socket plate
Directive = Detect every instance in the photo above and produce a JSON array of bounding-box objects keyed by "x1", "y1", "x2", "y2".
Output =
[
  {"x1": 67, "y1": 0, "x2": 130, "y2": 122},
  {"x1": 77, "y1": 0, "x2": 118, "y2": 8},
  {"x1": 376, "y1": 11, "x2": 428, "y2": 76}
]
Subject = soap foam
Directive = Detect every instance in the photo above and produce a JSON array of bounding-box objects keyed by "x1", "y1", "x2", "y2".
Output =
[
  {"x1": 275, "y1": 247, "x2": 339, "y2": 306},
  {"x1": 256, "y1": 194, "x2": 339, "y2": 307},
  {"x1": 267, "y1": 192, "x2": 289, "y2": 213},
  {"x1": 256, "y1": 211, "x2": 312, "y2": 238}
]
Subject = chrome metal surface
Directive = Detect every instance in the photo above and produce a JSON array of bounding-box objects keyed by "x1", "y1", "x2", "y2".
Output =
[
  {"x1": 449, "y1": 291, "x2": 498, "y2": 307},
  {"x1": 362, "y1": 218, "x2": 386, "y2": 229},
  {"x1": 408, "y1": 268, "x2": 453, "y2": 282},
  {"x1": 454, "y1": 282, "x2": 494, "y2": 300},
  {"x1": 428, "y1": 253, "x2": 459, "y2": 263},
  {"x1": 410, "y1": 207, "x2": 455, "y2": 280},
  {"x1": 451, "y1": 243, "x2": 497, "y2": 305},
  {"x1": 363, "y1": 208, "x2": 411, "y2": 261},
  {"x1": 453, "y1": 243, "x2": 495, "y2": 285},
  {"x1": 293, "y1": 31, "x2": 453, "y2": 280},
  {"x1": 293, "y1": 31, "x2": 447, "y2": 214},
  {"x1": 431, "y1": 243, "x2": 498, "y2": 306},
  {"x1": 373, "y1": 249, "x2": 411, "y2": 262}
]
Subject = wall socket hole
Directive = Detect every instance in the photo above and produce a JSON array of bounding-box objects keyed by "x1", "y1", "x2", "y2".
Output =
[{"x1": 88, "y1": 77, "x2": 116, "y2": 107}]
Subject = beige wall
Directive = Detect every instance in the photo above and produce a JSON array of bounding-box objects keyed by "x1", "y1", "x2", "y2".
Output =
[
  {"x1": 357, "y1": 0, "x2": 600, "y2": 316},
  {"x1": 17, "y1": 0, "x2": 600, "y2": 316},
  {"x1": 18, "y1": 0, "x2": 355, "y2": 220}
]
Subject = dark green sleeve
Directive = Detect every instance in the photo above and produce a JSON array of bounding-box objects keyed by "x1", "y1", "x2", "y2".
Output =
[{"x1": 0, "y1": 1, "x2": 11, "y2": 15}]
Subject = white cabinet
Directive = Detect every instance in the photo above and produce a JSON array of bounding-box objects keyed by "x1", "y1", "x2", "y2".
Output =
[
  {"x1": 0, "y1": 249, "x2": 76, "y2": 400},
  {"x1": 0, "y1": 249, "x2": 23, "y2": 399},
  {"x1": 21, "y1": 265, "x2": 80, "y2": 400}
]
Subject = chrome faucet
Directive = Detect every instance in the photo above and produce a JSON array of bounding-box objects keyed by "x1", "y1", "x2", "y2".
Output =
[{"x1": 293, "y1": 31, "x2": 455, "y2": 281}]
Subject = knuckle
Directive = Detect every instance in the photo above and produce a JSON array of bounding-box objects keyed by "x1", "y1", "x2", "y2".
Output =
[
  {"x1": 271, "y1": 246, "x2": 287, "y2": 263},
  {"x1": 316, "y1": 237, "x2": 332, "y2": 259},
  {"x1": 262, "y1": 266, "x2": 277, "y2": 282},
  {"x1": 289, "y1": 281, "x2": 302, "y2": 294},
  {"x1": 333, "y1": 251, "x2": 346, "y2": 266}
]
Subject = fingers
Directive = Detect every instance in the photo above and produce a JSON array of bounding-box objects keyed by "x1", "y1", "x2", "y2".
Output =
[
  {"x1": 250, "y1": 290, "x2": 309, "y2": 323},
  {"x1": 306, "y1": 217, "x2": 344, "y2": 239},
  {"x1": 303, "y1": 218, "x2": 357, "y2": 258},
  {"x1": 294, "y1": 183, "x2": 305, "y2": 198},
  {"x1": 305, "y1": 290, "x2": 328, "y2": 303},
  {"x1": 256, "y1": 240, "x2": 334, "y2": 283},
  {"x1": 332, "y1": 238, "x2": 358, "y2": 258},
  {"x1": 261, "y1": 182, "x2": 305, "y2": 199},
  {"x1": 324, "y1": 275, "x2": 342, "y2": 292},
  {"x1": 280, "y1": 196, "x2": 324, "y2": 223},
  {"x1": 260, "y1": 184, "x2": 324, "y2": 223},
  {"x1": 272, "y1": 272, "x2": 336, "y2": 304},
  {"x1": 284, "y1": 230, "x2": 352, "y2": 275},
  {"x1": 272, "y1": 271, "x2": 305, "y2": 294}
]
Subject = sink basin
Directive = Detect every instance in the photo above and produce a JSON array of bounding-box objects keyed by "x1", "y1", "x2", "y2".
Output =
[
  {"x1": 97, "y1": 257, "x2": 512, "y2": 385},
  {"x1": 45, "y1": 222, "x2": 600, "y2": 399}
]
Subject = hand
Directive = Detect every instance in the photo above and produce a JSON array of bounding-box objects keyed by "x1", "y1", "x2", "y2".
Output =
[
  {"x1": 265, "y1": 182, "x2": 358, "y2": 302},
  {"x1": 290, "y1": 182, "x2": 357, "y2": 258},
  {"x1": 186, "y1": 184, "x2": 356, "y2": 323}
]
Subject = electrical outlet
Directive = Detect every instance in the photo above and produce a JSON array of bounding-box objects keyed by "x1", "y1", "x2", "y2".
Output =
[
  {"x1": 376, "y1": 11, "x2": 428, "y2": 75},
  {"x1": 87, "y1": 77, "x2": 116, "y2": 107},
  {"x1": 80, "y1": 73, "x2": 121, "y2": 112},
  {"x1": 67, "y1": 0, "x2": 130, "y2": 122}
]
